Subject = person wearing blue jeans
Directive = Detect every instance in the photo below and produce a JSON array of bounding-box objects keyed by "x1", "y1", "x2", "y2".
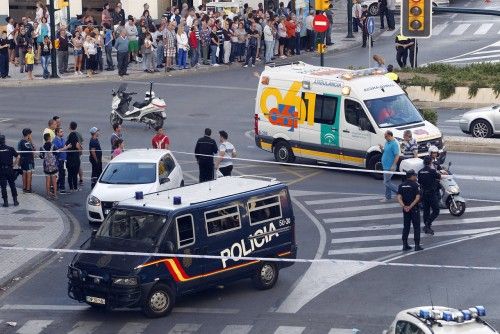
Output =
[
  {"x1": 210, "y1": 26, "x2": 220, "y2": 66},
  {"x1": 380, "y1": 130, "x2": 400, "y2": 201}
]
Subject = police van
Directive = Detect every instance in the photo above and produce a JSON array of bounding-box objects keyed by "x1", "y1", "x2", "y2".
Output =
[
  {"x1": 68, "y1": 176, "x2": 297, "y2": 317},
  {"x1": 254, "y1": 62, "x2": 446, "y2": 177}
]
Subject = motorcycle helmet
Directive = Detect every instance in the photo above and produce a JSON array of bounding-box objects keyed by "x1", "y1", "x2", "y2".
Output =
[
  {"x1": 428, "y1": 145, "x2": 439, "y2": 155},
  {"x1": 145, "y1": 91, "x2": 156, "y2": 100}
]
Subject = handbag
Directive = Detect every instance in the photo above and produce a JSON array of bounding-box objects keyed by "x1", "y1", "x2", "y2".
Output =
[{"x1": 215, "y1": 46, "x2": 220, "y2": 57}]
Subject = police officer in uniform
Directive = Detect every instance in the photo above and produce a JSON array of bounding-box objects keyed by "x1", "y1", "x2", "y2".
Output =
[
  {"x1": 194, "y1": 128, "x2": 219, "y2": 183},
  {"x1": 384, "y1": 64, "x2": 400, "y2": 83},
  {"x1": 418, "y1": 156, "x2": 441, "y2": 235},
  {"x1": 397, "y1": 170, "x2": 423, "y2": 251},
  {"x1": 0, "y1": 135, "x2": 20, "y2": 207},
  {"x1": 394, "y1": 34, "x2": 410, "y2": 68}
]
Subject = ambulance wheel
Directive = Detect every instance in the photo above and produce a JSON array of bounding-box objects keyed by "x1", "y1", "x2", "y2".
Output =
[
  {"x1": 252, "y1": 262, "x2": 279, "y2": 290},
  {"x1": 367, "y1": 154, "x2": 383, "y2": 180},
  {"x1": 274, "y1": 141, "x2": 295, "y2": 163},
  {"x1": 142, "y1": 283, "x2": 175, "y2": 318}
]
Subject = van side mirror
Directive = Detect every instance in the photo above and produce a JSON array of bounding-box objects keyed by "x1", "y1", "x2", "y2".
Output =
[
  {"x1": 160, "y1": 177, "x2": 170, "y2": 185},
  {"x1": 359, "y1": 118, "x2": 371, "y2": 131}
]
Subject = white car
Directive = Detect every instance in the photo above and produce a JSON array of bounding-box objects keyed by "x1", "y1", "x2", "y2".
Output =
[
  {"x1": 383, "y1": 306, "x2": 498, "y2": 334},
  {"x1": 459, "y1": 104, "x2": 500, "y2": 138},
  {"x1": 86, "y1": 149, "x2": 184, "y2": 224},
  {"x1": 362, "y1": 0, "x2": 450, "y2": 16}
]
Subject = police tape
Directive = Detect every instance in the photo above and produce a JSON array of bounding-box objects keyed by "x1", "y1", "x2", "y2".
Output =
[
  {"x1": 1, "y1": 245, "x2": 500, "y2": 272},
  {"x1": 12, "y1": 147, "x2": 406, "y2": 176}
]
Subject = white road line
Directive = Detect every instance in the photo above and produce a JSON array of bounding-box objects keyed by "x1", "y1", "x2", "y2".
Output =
[
  {"x1": 323, "y1": 205, "x2": 500, "y2": 223},
  {"x1": 474, "y1": 23, "x2": 494, "y2": 35},
  {"x1": 330, "y1": 216, "x2": 500, "y2": 233},
  {"x1": 431, "y1": 23, "x2": 448, "y2": 36},
  {"x1": 328, "y1": 329, "x2": 356, "y2": 334},
  {"x1": 174, "y1": 307, "x2": 239, "y2": 314},
  {"x1": 67, "y1": 321, "x2": 101, "y2": 334},
  {"x1": 168, "y1": 324, "x2": 201, "y2": 334},
  {"x1": 305, "y1": 195, "x2": 381, "y2": 205},
  {"x1": 117, "y1": 323, "x2": 149, "y2": 334},
  {"x1": 473, "y1": 49, "x2": 500, "y2": 55},
  {"x1": 450, "y1": 24, "x2": 471, "y2": 36},
  {"x1": 315, "y1": 203, "x2": 399, "y2": 214},
  {"x1": 221, "y1": 325, "x2": 253, "y2": 334},
  {"x1": 331, "y1": 227, "x2": 500, "y2": 244},
  {"x1": 0, "y1": 118, "x2": 11, "y2": 123},
  {"x1": 440, "y1": 53, "x2": 500, "y2": 63},
  {"x1": 455, "y1": 175, "x2": 500, "y2": 182},
  {"x1": 274, "y1": 326, "x2": 305, "y2": 334},
  {"x1": 16, "y1": 320, "x2": 53, "y2": 334},
  {"x1": 329, "y1": 245, "x2": 402, "y2": 255},
  {"x1": 445, "y1": 119, "x2": 461, "y2": 123},
  {"x1": 381, "y1": 28, "x2": 398, "y2": 37}
]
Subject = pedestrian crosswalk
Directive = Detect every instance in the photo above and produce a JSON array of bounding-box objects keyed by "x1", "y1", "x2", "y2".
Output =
[
  {"x1": 377, "y1": 21, "x2": 500, "y2": 38},
  {"x1": 297, "y1": 193, "x2": 500, "y2": 259},
  {"x1": 0, "y1": 319, "x2": 356, "y2": 334}
]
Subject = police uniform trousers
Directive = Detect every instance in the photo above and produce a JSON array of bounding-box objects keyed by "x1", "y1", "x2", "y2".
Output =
[
  {"x1": 422, "y1": 191, "x2": 440, "y2": 228},
  {"x1": 198, "y1": 162, "x2": 214, "y2": 183},
  {"x1": 0, "y1": 167, "x2": 17, "y2": 200},
  {"x1": 402, "y1": 207, "x2": 420, "y2": 246},
  {"x1": 396, "y1": 47, "x2": 408, "y2": 68}
]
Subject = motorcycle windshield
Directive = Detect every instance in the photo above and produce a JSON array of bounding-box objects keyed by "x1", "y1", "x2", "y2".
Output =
[{"x1": 117, "y1": 83, "x2": 128, "y2": 93}]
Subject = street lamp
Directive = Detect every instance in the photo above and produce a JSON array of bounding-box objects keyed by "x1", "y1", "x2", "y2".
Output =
[{"x1": 48, "y1": 0, "x2": 59, "y2": 78}]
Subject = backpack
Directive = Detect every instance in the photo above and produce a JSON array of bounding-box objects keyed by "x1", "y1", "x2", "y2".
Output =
[{"x1": 42, "y1": 145, "x2": 58, "y2": 174}]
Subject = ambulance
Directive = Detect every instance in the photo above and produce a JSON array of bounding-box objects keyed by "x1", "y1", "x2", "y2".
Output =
[{"x1": 254, "y1": 62, "x2": 446, "y2": 177}]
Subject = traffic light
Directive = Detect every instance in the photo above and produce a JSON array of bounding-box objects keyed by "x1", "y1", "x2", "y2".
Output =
[
  {"x1": 57, "y1": 0, "x2": 69, "y2": 9},
  {"x1": 314, "y1": 0, "x2": 330, "y2": 12},
  {"x1": 401, "y1": 0, "x2": 432, "y2": 38},
  {"x1": 317, "y1": 43, "x2": 327, "y2": 54}
]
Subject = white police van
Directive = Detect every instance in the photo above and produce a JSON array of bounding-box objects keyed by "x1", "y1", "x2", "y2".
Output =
[
  {"x1": 254, "y1": 62, "x2": 446, "y2": 177},
  {"x1": 383, "y1": 305, "x2": 498, "y2": 334}
]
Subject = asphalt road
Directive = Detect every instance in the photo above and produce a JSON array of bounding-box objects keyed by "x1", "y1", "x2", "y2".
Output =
[{"x1": 1, "y1": 2, "x2": 500, "y2": 333}]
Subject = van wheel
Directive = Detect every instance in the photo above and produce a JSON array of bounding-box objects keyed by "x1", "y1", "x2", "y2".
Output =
[
  {"x1": 252, "y1": 262, "x2": 279, "y2": 290},
  {"x1": 274, "y1": 141, "x2": 295, "y2": 163},
  {"x1": 142, "y1": 284, "x2": 175, "y2": 318},
  {"x1": 367, "y1": 154, "x2": 383, "y2": 180}
]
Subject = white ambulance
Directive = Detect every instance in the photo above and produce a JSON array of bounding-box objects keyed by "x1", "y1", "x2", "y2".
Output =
[{"x1": 254, "y1": 62, "x2": 446, "y2": 177}]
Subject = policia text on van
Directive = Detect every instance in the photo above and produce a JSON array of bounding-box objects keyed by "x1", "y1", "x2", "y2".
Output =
[
  {"x1": 68, "y1": 176, "x2": 297, "y2": 317},
  {"x1": 254, "y1": 62, "x2": 446, "y2": 176}
]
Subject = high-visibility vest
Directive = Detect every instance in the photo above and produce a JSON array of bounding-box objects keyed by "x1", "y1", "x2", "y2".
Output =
[
  {"x1": 396, "y1": 34, "x2": 409, "y2": 42},
  {"x1": 385, "y1": 72, "x2": 399, "y2": 82}
]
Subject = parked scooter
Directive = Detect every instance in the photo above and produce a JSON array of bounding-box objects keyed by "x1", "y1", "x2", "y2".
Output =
[
  {"x1": 110, "y1": 82, "x2": 166, "y2": 128},
  {"x1": 399, "y1": 158, "x2": 466, "y2": 216}
]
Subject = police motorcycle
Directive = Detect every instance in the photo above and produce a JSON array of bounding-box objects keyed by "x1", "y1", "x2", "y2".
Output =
[
  {"x1": 110, "y1": 82, "x2": 166, "y2": 128},
  {"x1": 399, "y1": 146, "x2": 466, "y2": 217}
]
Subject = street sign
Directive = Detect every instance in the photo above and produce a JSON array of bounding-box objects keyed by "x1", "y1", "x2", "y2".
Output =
[
  {"x1": 367, "y1": 16, "x2": 375, "y2": 35},
  {"x1": 313, "y1": 15, "x2": 329, "y2": 33}
]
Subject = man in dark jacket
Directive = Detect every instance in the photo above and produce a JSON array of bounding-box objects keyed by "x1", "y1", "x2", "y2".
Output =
[
  {"x1": 0, "y1": 135, "x2": 19, "y2": 207},
  {"x1": 195, "y1": 128, "x2": 219, "y2": 183}
]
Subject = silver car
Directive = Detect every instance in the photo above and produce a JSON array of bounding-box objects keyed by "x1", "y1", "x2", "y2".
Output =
[{"x1": 459, "y1": 105, "x2": 500, "y2": 138}]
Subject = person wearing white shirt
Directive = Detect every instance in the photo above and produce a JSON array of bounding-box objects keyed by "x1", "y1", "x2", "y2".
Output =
[
  {"x1": 305, "y1": 10, "x2": 315, "y2": 52},
  {"x1": 263, "y1": 18, "x2": 274, "y2": 63},
  {"x1": 176, "y1": 25, "x2": 189, "y2": 69},
  {"x1": 215, "y1": 130, "x2": 237, "y2": 177}
]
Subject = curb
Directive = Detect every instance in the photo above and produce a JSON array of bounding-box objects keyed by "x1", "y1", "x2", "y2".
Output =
[
  {"x1": 444, "y1": 136, "x2": 500, "y2": 155},
  {"x1": 407, "y1": 86, "x2": 499, "y2": 107},
  {"x1": 0, "y1": 190, "x2": 80, "y2": 291}
]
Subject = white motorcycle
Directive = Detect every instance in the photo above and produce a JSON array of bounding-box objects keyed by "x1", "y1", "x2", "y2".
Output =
[
  {"x1": 400, "y1": 158, "x2": 466, "y2": 216},
  {"x1": 110, "y1": 82, "x2": 167, "y2": 128}
]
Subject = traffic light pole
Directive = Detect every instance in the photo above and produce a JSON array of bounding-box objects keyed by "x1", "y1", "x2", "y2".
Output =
[
  {"x1": 346, "y1": 0, "x2": 354, "y2": 38},
  {"x1": 48, "y1": 0, "x2": 59, "y2": 78}
]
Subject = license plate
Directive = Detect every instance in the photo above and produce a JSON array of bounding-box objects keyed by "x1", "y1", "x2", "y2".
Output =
[
  {"x1": 104, "y1": 209, "x2": 110, "y2": 215},
  {"x1": 86, "y1": 296, "x2": 106, "y2": 305}
]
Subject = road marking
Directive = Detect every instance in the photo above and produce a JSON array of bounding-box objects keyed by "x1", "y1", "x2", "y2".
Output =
[
  {"x1": 274, "y1": 326, "x2": 305, "y2": 334},
  {"x1": 329, "y1": 245, "x2": 402, "y2": 255},
  {"x1": 174, "y1": 307, "x2": 239, "y2": 314},
  {"x1": 221, "y1": 325, "x2": 253, "y2": 334},
  {"x1": 450, "y1": 23, "x2": 471, "y2": 35},
  {"x1": 331, "y1": 227, "x2": 500, "y2": 244},
  {"x1": 445, "y1": 119, "x2": 460, "y2": 123},
  {"x1": 330, "y1": 216, "x2": 500, "y2": 233},
  {"x1": 16, "y1": 320, "x2": 53, "y2": 334},
  {"x1": 324, "y1": 205, "x2": 500, "y2": 223},
  {"x1": 455, "y1": 174, "x2": 500, "y2": 182},
  {"x1": 473, "y1": 49, "x2": 500, "y2": 55},
  {"x1": 305, "y1": 195, "x2": 381, "y2": 205},
  {"x1": 328, "y1": 329, "x2": 357, "y2": 334},
  {"x1": 474, "y1": 23, "x2": 494, "y2": 35},
  {"x1": 431, "y1": 23, "x2": 448, "y2": 36},
  {"x1": 168, "y1": 324, "x2": 201, "y2": 334},
  {"x1": 67, "y1": 321, "x2": 101, "y2": 334},
  {"x1": 315, "y1": 203, "x2": 399, "y2": 214},
  {"x1": 117, "y1": 323, "x2": 149, "y2": 334},
  {"x1": 440, "y1": 53, "x2": 500, "y2": 63},
  {"x1": 0, "y1": 118, "x2": 11, "y2": 123},
  {"x1": 126, "y1": 80, "x2": 256, "y2": 92}
]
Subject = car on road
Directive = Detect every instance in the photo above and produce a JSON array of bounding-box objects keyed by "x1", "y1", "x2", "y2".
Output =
[
  {"x1": 86, "y1": 149, "x2": 184, "y2": 224},
  {"x1": 383, "y1": 306, "x2": 498, "y2": 334},
  {"x1": 69, "y1": 176, "x2": 297, "y2": 317},
  {"x1": 362, "y1": 0, "x2": 450, "y2": 16},
  {"x1": 459, "y1": 104, "x2": 500, "y2": 138}
]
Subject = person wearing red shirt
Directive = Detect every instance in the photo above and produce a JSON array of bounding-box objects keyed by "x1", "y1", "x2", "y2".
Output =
[
  {"x1": 151, "y1": 126, "x2": 170, "y2": 149},
  {"x1": 189, "y1": 25, "x2": 199, "y2": 68},
  {"x1": 284, "y1": 15, "x2": 296, "y2": 56}
]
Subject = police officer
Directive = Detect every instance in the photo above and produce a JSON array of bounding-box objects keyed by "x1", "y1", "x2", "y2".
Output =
[
  {"x1": 418, "y1": 156, "x2": 441, "y2": 235},
  {"x1": 384, "y1": 64, "x2": 400, "y2": 84},
  {"x1": 395, "y1": 34, "x2": 410, "y2": 68},
  {"x1": 0, "y1": 135, "x2": 20, "y2": 207},
  {"x1": 397, "y1": 170, "x2": 423, "y2": 251},
  {"x1": 194, "y1": 128, "x2": 219, "y2": 183}
]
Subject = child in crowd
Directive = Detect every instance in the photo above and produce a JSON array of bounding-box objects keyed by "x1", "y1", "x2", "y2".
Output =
[
  {"x1": 112, "y1": 138, "x2": 124, "y2": 159},
  {"x1": 25, "y1": 46, "x2": 35, "y2": 80}
]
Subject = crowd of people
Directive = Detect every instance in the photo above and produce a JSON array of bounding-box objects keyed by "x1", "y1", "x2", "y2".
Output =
[
  {"x1": 0, "y1": 1, "x2": 336, "y2": 79},
  {"x1": 0, "y1": 117, "x2": 237, "y2": 207}
]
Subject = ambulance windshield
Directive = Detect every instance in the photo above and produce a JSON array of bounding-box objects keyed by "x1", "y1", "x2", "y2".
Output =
[{"x1": 364, "y1": 94, "x2": 423, "y2": 128}]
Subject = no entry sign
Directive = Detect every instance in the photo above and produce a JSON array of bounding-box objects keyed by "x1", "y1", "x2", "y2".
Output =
[{"x1": 313, "y1": 15, "x2": 329, "y2": 33}]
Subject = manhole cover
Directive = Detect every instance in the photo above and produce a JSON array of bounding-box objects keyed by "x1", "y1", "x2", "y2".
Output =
[{"x1": 188, "y1": 113, "x2": 210, "y2": 118}]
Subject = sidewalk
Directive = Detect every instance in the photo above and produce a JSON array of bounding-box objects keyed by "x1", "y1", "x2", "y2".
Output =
[{"x1": 0, "y1": 189, "x2": 73, "y2": 288}]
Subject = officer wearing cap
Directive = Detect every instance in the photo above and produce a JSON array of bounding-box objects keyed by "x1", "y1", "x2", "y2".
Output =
[
  {"x1": 397, "y1": 169, "x2": 423, "y2": 251},
  {"x1": 418, "y1": 156, "x2": 441, "y2": 235},
  {"x1": 0, "y1": 134, "x2": 20, "y2": 207}
]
